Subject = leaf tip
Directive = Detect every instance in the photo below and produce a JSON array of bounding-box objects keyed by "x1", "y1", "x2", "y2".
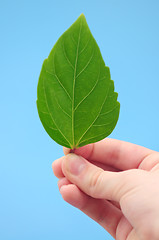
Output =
[
  {"x1": 80, "y1": 13, "x2": 85, "y2": 17},
  {"x1": 79, "y1": 13, "x2": 86, "y2": 21}
]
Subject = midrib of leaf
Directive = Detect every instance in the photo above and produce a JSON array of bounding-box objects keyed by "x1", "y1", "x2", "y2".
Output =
[
  {"x1": 42, "y1": 72, "x2": 72, "y2": 147},
  {"x1": 76, "y1": 81, "x2": 111, "y2": 147},
  {"x1": 72, "y1": 20, "x2": 82, "y2": 148}
]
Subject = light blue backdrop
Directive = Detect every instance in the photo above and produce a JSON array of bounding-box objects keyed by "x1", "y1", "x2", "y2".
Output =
[{"x1": 0, "y1": 1, "x2": 159, "y2": 239}]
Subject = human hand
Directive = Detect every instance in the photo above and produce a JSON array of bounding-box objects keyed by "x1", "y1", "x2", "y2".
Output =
[{"x1": 52, "y1": 139, "x2": 159, "y2": 240}]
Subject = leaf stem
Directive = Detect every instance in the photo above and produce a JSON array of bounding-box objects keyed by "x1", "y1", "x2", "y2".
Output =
[{"x1": 70, "y1": 148, "x2": 76, "y2": 153}]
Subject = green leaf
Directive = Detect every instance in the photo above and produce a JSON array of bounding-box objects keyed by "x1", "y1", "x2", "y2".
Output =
[{"x1": 37, "y1": 14, "x2": 120, "y2": 149}]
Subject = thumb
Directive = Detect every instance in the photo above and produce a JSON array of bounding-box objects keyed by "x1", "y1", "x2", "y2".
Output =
[{"x1": 62, "y1": 153, "x2": 145, "y2": 202}]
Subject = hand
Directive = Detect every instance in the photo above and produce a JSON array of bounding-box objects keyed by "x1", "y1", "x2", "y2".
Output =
[{"x1": 52, "y1": 139, "x2": 159, "y2": 240}]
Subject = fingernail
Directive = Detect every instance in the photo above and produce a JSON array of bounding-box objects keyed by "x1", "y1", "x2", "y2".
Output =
[{"x1": 66, "y1": 154, "x2": 86, "y2": 175}]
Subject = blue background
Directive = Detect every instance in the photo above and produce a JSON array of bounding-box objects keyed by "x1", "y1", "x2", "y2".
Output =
[{"x1": 0, "y1": 1, "x2": 159, "y2": 239}]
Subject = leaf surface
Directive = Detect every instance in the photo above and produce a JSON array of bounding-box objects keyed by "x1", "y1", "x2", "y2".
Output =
[{"x1": 37, "y1": 14, "x2": 120, "y2": 149}]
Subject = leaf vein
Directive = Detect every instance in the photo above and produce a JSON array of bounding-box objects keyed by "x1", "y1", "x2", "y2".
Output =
[
  {"x1": 71, "y1": 34, "x2": 77, "y2": 47},
  {"x1": 79, "y1": 129, "x2": 113, "y2": 146},
  {"x1": 76, "y1": 79, "x2": 111, "y2": 146},
  {"x1": 48, "y1": 126, "x2": 58, "y2": 131},
  {"x1": 39, "y1": 111, "x2": 50, "y2": 115},
  {"x1": 63, "y1": 41, "x2": 74, "y2": 69},
  {"x1": 100, "y1": 104, "x2": 119, "y2": 116},
  {"x1": 93, "y1": 119, "x2": 116, "y2": 127},
  {"x1": 54, "y1": 96, "x2": 71, "y2": 118},
  {"x1": 76, "y1": 50, "x2": 94, "y2": 79},
  {"x1": 45, "y1": 67, "x2": 72, "y2": 101},
  {"x1": 79, "y1": 36, "x2": 91, "y2": 55},
  {"x1": 74, "y1": 70, "x2": 101, "y2": 112},
  {"x1": 42, "y1": 74, "x2": 71, "y2": 147}
]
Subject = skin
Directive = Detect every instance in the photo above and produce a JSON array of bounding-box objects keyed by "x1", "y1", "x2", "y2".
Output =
[{"x1": 52, "y1": 138, "x2": 159, "y2": 240}]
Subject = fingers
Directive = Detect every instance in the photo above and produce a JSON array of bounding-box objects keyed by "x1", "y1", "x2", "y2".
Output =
[
  {"x1": 52, "y1": 157, "x2": 65, "y2": 178},
  {"x1": 62, "y1": 153, "x2": 147, "y2": 202},
  {"x1": 126, "y1": 229, "x2": 139, "y2": 240},
  {"x1": 58, "y1": 178, "x2": 122, "y2": 237},
  {"x1": 52, "y1": 156, "x2": 120, "y2": 179},
  {"x1": 116, "y1": 216, "x2": 133, "y2": 240},
  {"x1": 58, "y1": 177, "x2": 71, "y2": 189},
  {"x1": 139, "y1": 152, "x2": 159, "y2": 171},
  {"x1": 63, "y1": 138, "x2": 153, "y2": 170}
]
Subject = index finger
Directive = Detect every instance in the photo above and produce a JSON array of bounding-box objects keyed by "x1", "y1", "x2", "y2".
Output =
[{"x1": 63, "y1": 138, "x2": 153, "y2": 170}]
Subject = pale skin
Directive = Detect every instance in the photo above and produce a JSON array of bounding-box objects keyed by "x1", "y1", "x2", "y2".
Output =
[{"x1": 52, "y1": 138, "x2": 159, "y2": 240}]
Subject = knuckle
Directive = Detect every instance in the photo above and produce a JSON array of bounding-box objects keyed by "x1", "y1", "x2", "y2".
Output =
[
  {"x1": 113, "y1": 170, "x2": 140, "y2": 201},
  {"x1": 139, "y1": 225, "x2": 159, "y2": 240},
  {"x1": 89, "y1": 170, "x2": 103, "y2": 197}
]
